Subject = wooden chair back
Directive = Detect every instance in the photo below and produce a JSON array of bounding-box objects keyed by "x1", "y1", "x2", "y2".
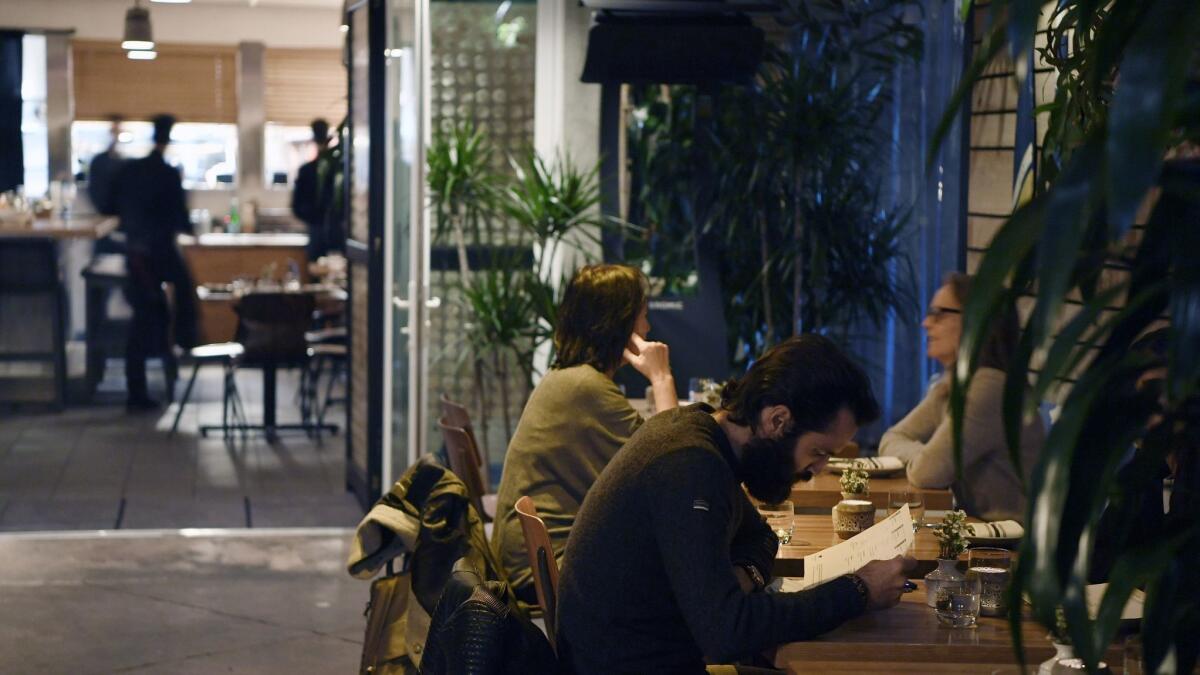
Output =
[
  {"x1": 835, "y1": 441, "x2": 861, "y2": 459},
  {"x1": 514, "y1": 495, "x2": 560, "y2": 650},
  {"x1": 439, "y1": 393, "x2": 486, "y2": 488},
  {"x1": 437, "y1": 417, "x2": 489, "y2": 521}
]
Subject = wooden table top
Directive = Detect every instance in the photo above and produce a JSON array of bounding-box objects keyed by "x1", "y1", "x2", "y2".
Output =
[
  {"x1": 772, "y1": 583, "x2": 1123, "y2": 674},
  {"x1": 0, "y1": 215, "x2": 117, "y2": 240},
  {"x1": 773, "y1": 514, "x2": 948, "y2": 578},
  {"x1": 791, "y1": 472, "x2": 954, "y2": 511}
]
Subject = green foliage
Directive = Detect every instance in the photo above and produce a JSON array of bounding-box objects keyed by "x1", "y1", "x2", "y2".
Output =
[
  {"x1": 933, "y1": 0, "x2": 1200, "y2": 671},
  {"x1": 427, "y1": 120, "x2": 502, "y2": 274},
  {"x1": 839, "y1": 463, "x2": 870, "y2": 494},
  {"x1": 427, "y1": 122, "x2": 606, "y2": 443},
  {"x1": 625, "y1": 0, "x2": 922, "y2": 364},
  {"x1": 934, "y1": 509, "x2": 969, "y2": 560}
]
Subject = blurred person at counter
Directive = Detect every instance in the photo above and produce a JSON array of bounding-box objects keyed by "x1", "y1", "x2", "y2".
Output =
[
  {"x1": 114, "y1": 113, "x2": 198, "y2": 411},
  {"x1": 292, "y1": 118, "x2": 340, "y2": 261},
  {"x1": 86, "y1": 114, "x2": 125, "y2": 216}
]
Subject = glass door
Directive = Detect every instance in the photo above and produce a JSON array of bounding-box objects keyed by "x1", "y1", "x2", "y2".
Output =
[{"x1": 383, "y1": 0, "x2": 429, "y2": 487}]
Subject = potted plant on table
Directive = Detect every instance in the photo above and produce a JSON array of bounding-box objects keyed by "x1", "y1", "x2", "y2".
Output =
[
  {"x1": 924, "y1": 509, "x2": 969, "y2": 607},
  {"x1": 1037, "y1": 607, "x2": 1076, "y2": 675},
  {"x1": 831, "y1": 461, "x2": 874, "y2": 539},
  {"x1": 838, "y1": 461, "x2": 869, "y2": 500}
]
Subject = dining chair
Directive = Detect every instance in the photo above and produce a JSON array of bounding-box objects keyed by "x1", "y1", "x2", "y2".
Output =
[
  {"x1": 169, "y1": 341, "x2": 246, "y2": 438},
  {"x1": 436, "y1": 417, "x2": 497, "y2": 522},
  {"x1": 514, "y1": 495, "x2": 560, "y2": 651},
  {"x1": 438, "y1": 393, "x2": 487, "y2": 490},
  {"x1": 835, "y1": 441, "x2": 860, "y2": 459}
]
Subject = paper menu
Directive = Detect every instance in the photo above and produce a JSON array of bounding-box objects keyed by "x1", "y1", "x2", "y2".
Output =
[{"x1": 780, "y1": 504, "x2": 915, "y2": 592}]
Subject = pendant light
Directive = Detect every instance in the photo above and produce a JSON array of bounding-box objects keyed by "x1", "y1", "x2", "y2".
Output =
[{"x1": 121, "y1": 0, "x2": 154, "y2": 51}]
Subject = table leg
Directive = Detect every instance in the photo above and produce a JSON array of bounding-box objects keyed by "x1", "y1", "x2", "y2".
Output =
[{"x1": 263, "y1": 363, "x2": 277, "y2": 441}]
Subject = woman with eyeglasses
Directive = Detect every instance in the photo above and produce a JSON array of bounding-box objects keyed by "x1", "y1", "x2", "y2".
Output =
[{"x1": 879, "y1": 272, "x2": 1045, "y2": 522}]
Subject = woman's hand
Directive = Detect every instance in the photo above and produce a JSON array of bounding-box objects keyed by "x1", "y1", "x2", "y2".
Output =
[
  {"x1": 624, "y1": 334, "x2": 671, "y2": 382},
  {"x1": 624, "y1": 334, "x2": 679, "y2": 413}
]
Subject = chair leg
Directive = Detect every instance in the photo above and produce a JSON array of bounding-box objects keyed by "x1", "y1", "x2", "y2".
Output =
[
  {"x1": 222, "y1": 362, "x2": 232, "y2": 439},
  {"x1": 170, "y1": 361, "x2": 201, "y2": 436},
  {"x1": 318, "y1": 358, "x2": 339, "y2": 426}
]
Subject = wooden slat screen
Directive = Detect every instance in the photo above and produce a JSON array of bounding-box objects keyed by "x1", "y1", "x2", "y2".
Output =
[
  {"x1": 264, "y1": 48, "x2": 346, "y2": 126},
  {"x1": 72, "y1": 40, "x2": 237, "y2": 123},
  {"x1": 963, "y1": 5, "x2": 1154, "y2": 401}
]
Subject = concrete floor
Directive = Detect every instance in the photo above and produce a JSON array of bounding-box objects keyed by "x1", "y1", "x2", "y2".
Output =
[
  {"x1": 0, "y1": 529, "x2": 365, "y2": 674},
  {"x1": 0, "y1": 363, "x2": 372, "y2": 672},
  {"x1": 0, "y1": 363, "x2": 363, "y2": 531}
]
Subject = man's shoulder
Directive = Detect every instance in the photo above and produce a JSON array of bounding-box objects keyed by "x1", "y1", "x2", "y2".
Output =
[{"x1": 626, "y1": 410, "x2": 730, "y2": 473}]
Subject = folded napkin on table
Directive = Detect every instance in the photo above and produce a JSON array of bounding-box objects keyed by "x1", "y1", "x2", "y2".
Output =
[
  {"x1": 829, "y1": 456, "x2": 905, "y2": 472},
  {"x1": 965, "y1": 520, "x2": 1024, "y2": 539}
]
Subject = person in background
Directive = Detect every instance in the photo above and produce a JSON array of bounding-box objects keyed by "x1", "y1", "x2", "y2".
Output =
[
  {"x1": 490, "y1": 263, "x2": 679, "y2": 604},
  {"x1": 1090, "y1": 326, "x2": 1199, "y2": 583},
  {"x1": 556, "y1": 335, "x2": 912, "y2": 674},
  {"x1": 292, "y1": 118, "x2": 335, "y2": 260},
  {"x1": 879, "y1": 272, "x2": 1045, "y2": 522},
  {"x1": 87, "y1": 114, "x2": 124, "y2": 216},
  {"x1": 114, "y1": 113, "x2": 197, "y2": 411}
]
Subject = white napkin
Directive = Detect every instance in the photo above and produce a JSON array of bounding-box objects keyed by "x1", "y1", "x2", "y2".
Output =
[
  {"x1": 829, "y1": 456, "x2": 905, "y2": 472},
  {"x1": 965, "y1": 520, "x2": 1024, "y2": 540}
]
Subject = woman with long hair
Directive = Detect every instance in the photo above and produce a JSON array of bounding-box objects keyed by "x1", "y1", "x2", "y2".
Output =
[
  {"x1": 491, "y1": 264, "x2": 678, "y2": 602},
  {"x1": 880, "y1": 272, "x2": 1045, "y2": 522}
]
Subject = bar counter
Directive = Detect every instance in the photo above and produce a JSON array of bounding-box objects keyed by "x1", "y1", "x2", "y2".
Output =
[{"x1": 0, "y1": 215, "x2": 118, "y2": 407}]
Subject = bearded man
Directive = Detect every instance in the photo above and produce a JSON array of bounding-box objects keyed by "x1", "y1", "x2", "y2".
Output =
[{"x1": 555, "y1": 334, "x2": 914, "y2": 674}]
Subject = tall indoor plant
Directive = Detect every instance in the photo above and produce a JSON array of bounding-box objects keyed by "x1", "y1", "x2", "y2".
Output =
[
  {"x1": 624, "y1": 0, "x2": 923, "y2": 365},
  {"x1": 933, "y1": 0, "x2": 1200, "y2": 670}
]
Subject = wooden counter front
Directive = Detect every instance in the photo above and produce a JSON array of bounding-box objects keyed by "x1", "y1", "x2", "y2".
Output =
[
  {"x1": 179, "y1": 233, "x2": 309, "y2": 344},
  {"x1": 772, "y1": 584, "x2": 1123, "y2": 674}
]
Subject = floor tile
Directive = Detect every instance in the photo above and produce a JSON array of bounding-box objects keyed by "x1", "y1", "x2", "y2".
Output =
[
  {"x1": 120, "y1": 496, "x2": 247, "y2": 529},
  {"x1": 0, "y1": 497, "x2": 120, "y2": 530},
  {"x1": 249, "y1": 494, "x2": 364, "y2": 528}
]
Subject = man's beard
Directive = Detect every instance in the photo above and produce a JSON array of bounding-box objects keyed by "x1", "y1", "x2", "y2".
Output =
[{"x1": 740, "y1": 433, "x2": 809, "y2": 504}]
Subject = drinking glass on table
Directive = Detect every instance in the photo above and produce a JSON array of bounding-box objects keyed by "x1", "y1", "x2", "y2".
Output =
[
  {"x1": 967, "y1": 547, "x2": 1012, "y2": 617},
  {"x1": 888, "y1": 490, "x2": 926, "y2": 531},
  {"x1": 934, "y1": 574, "x2": 981, "y2": 627},
  {"x1": 757, "y1": 500, "x2": 806, "y2": 546}
]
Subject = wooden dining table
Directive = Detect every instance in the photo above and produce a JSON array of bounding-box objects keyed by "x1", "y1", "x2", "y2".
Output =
[
  {"x1": 791, "y1": 472, "x2": 955, "y2": 511},
  {"x1": 773, "y1": 514, "x2": 954, "y2": 578},
  {"x1": 771, "y1": 583, "x2": 1125, "y2": 673}
]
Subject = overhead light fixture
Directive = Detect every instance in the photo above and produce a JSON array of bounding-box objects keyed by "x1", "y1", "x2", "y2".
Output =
[
  {"x1": 339, "y1": 24, "x2": 350, "y2": 33},
  {"x1": 128, "y1": 50, "x2": 158, "y2": 60},
  {"x1": 121, "y1": 0, "x2": 155, "y2": 51}
]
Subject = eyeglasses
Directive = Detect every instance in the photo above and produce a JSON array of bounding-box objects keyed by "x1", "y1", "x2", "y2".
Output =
[{"x1": 926, "y1": 305, "x2": 962, "y2": 320}]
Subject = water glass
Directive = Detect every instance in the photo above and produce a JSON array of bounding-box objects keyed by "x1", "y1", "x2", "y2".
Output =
[
  {"x1": 757, "y1": 500, "x2": 795, "y2": 546},
  {"x1": 967, "y1": 547, "x2": 1012, "y2": 617},
  {"x1": 934, "y1": 575, "x2": 981, "y2": 627},
  {"x1": 889, "y1": 490, "x2": 926, "y2": 530}
]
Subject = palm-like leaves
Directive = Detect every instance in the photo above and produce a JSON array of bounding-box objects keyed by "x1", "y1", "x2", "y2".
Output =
[
  {"x1": 627, "y1": 4, "x2": 922, "y2": 364},
  {"x1": 427, "y1": 120, "x2": 502, "y2": 278},
  {"x1": 933, "y1": 0, "x2": 1200, "y2": 671},
  {"x1": 501, "y1": 148, "x2": 606, "y2": 277}
]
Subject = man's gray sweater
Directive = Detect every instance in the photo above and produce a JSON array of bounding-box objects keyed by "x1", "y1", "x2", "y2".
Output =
[{"x1": 556, "y1": 405, "x2": 867, "y2": 674}]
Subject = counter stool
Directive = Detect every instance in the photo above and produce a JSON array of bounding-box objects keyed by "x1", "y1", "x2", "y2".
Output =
[
  {"x1": 169, "y1": 342, "x2": 246, "y2": 437},
  {"x1": 303, "y1": 342, "x2": 347, "y2": 437}
]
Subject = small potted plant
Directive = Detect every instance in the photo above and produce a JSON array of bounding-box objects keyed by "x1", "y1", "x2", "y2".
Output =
[
  {"x1": 832, "y1": 461, "x2": 874, "y2": 538},
  {"x1": 1038, "y1": 606, "x2": 1076, "y2": 675},
  {"x1": 839, "y1": 461, "x2": 869, "y2": 500},
  {"x1": 924, "y1": 510, "x2": 968, "y2": 607}
]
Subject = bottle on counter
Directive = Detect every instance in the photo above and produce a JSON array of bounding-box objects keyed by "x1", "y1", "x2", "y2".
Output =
[{"x1": 227, "y1": 196, "x2": 241, "y2": 234}]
